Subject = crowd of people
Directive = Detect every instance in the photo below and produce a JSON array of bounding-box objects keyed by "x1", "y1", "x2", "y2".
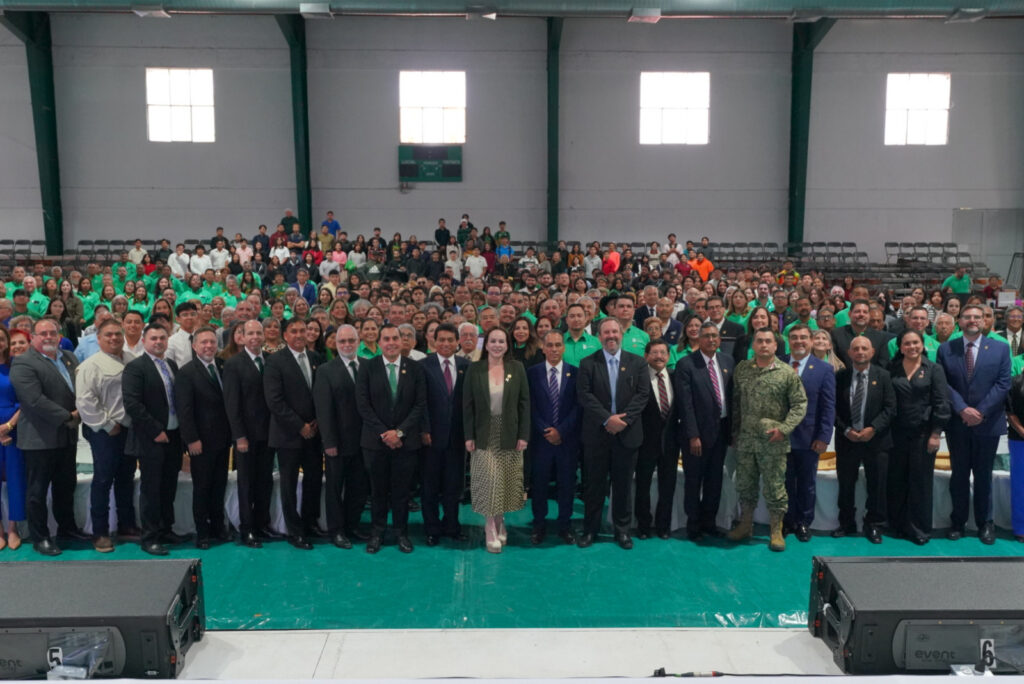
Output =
[{"x1": 0, "y1": 209, "x2": 1022, "y2": 557}]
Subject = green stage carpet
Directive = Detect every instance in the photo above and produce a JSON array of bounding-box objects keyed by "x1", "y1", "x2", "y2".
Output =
[{"x1": 3, "y1": 503, "x2": 1020, "y2": 631}]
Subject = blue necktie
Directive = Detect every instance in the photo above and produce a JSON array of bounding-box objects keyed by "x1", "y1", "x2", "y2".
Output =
[
  {"x1": 608, "y1": 356, "x2": 619, "y2": 414},
  {"x1": 154, "y1": 357, "x2": 176, "y2": 418},
  {"x1": 548, "y1": 367, "x2": 560, "y2": 426}
]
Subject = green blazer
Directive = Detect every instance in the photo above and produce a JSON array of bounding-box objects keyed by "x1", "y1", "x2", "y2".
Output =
[{"x1": 463, "y1": 358, "x2": 530, "y2": 450}]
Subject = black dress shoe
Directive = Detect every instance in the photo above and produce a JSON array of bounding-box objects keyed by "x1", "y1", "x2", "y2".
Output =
[
  {"x1": 142, "y1": 541, "x2": 169, "y2": 556},
  {"x1": 425, "y1": 535, "x2": 441, "y2": 547},
  {"x1": 615, "y1": 532, "x2": 634, "y2": 550},
  {"x1": 308, "y1": 524, "x2": 329, "y2": 539},
  {"x1": 241, "y1": 532, "x2": 263, "y2": 548},
  {"x1": 214, "y1": 528, "x2": 234, "y2": 543},
  {"x1": 347, "y1": 529, "x2": 371, "y2": 542},
  {"x1": 408, "y1": 499, "x2": 422, "y2": 512},
  {"x1": 117, "y1": 526, "x2": 142, "y2": 541},
  {"x1": 366, "y1": 536, "x2": 382, "y2": 554},
  {"x1": 947, "y1": 526, "x2": 964, "y2": 540},
  {"x1": 57, "y1": 527, "x2": 91, "y2": 542},
  {"x1": 636, "y1": 529, "x2": 651, "y2": 540},
  {"x1": 795, "y1": 524, "x2": 811, "y2": 543},
  {"x1": 558, "y1": 529, "x2": 576, "y2": 545},
  {"x1": 979, "y1": 521, "x2": 996, "y2": 545},
  {"x1": 332, "y1": 533, "x2": 353, "y2": 549},
  {"x1": 33, "y1": 538, "x2": 62, "y2": 556},
  {"x1": 530, "y1": 530, "x2": 546, "y2": 545},
  {"x1": 911, "y1": 534, "x2": 929, "y2": 546},
  {"x1": 196, "y1": 538, "x2": 212, "y2": 550},
  {"x1": 686, "y1": 527, "x2": 704, "y2": 542},
  {"x1": 161, "y1": 531, "x2": 189, "y2": 545},
  {"x1": 865, "y1": 526, "x2": 882, "y2": 544},
  {"x1": 576, "y1": 533, "x2": 593, "y2": 548},
  {"x1": 656, "y1": 530, "x2": 670, "y2": 540},
  {"x1": 397, "y1": 535, "x2": 414, "y2": 553},
  {"x1": 831, "y1": 524, "x2": 856, "y2": 538},
  {"x1": 448, "y1": 532, "x2": 469, "y2": 542},
  {"x1": 288, "y1": 535, "x2": 313, "y2": 550},
  {"x1": 700, "y1": 525, "x2": 723, "y2": 538},
  {"x1": 260, "y1": 526, "x2": 286, "y2": 540}
]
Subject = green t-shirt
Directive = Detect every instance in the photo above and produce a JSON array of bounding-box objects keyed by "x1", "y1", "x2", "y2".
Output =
[
  {"x1": 621, "y1": 324, "x2": 651, "y2": 357},
  {"x1": 887, "y1": 332, "x2": 940, "y2": 362},
  {"x1": 562, "y1": 331, "x2": 601, "y2": 368},
  {"x1": 783, "y1": 318, "x2": 819, "y2": 337},
  {"x1": 941, "y1": 273, "x2": 972, "y2": 294}
]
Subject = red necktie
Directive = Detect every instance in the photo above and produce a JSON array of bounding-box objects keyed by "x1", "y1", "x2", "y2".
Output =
[
  {"x1": 443, "y1": 359, "x2": 453, "y2": 395},
  {"x1": 792, "y1": 361, "x2": 800, "y2": 371},
  {"x1": 657, "y1": 371, "x2": 670, "y2": 418}
]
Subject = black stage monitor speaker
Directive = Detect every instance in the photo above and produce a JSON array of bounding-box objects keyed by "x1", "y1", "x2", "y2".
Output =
[
  {"x1": 809, "y1": 556, "x2": 1024, "y2": 674},
  {"x1": 0, "y1": 559, "x2": 204, "y2": 679}
]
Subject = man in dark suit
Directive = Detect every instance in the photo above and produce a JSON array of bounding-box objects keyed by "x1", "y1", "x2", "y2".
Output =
[
  {"x1": 263, "y1": 317, "x2": 322, "y2": 550},
  {"x1": 938, "y1": 305, "x2": 1012, "y2": 544},
  {"x1": 356, "y1": 324, "x2": 427, "y2": 554},
  {"x1": 10, "y1": 317, "x2": 86, "y2": 556},
  {"x1": 122, "y1": 323, "x2": 186, "y2": 556},
  {"x1": 418, "y1": 323, "x2": 469, "y2": 546},
  {"x1": 831, "y1": 299, "x2": 893, "y2": 369},
  {"x1": 633, "y1": 286, "x2": 660, "y2": 329},
  {"x1": 313, "y1": 324, "x2": 371, "y2": 549},
  {"x1": 577, "y1": 317, "x2": 650, "y2": 549},
  {"x1": 833, "y1": 336, "x2": 896, "y2": 543},
  {"x1": 527, "y1": 330, "x2": 581, "y2": 545},
  {"x1": 998, "y1": 306, "x2": 1024, "y2": 357},
  {"x1": 782, "y1": 323, "x2": 836, "y2": 542},
  {"x1": 635, "y1": 338, "x2": 679, "y2": 540},
  {"x1": 222, "y1": 319, "x2": 277, "y2": 548},
  {"x1": 676, "y1": 323, "x2": 734, "y2": 541},
  {"x1": 655, "y1": 297, "x2": 683, "y2": 348},
  {"x1": 174, "y1": 327, "x2": 230, "y2": 549},
  {"x1": 705, "y1": 296, "x2": 744, "y2": 358}
]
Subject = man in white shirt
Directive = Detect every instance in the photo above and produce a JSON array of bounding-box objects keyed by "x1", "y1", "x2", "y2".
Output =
[
  {"x1": 209, "y1": 243, "x2": 231, "y2": 272},
  {"x1": 464, "y1": 247, "x2": 488, "y2": 279},
  {"x1": 165, "y1": 301, "x2": 200, "y2": 369},
  {"x1": 168, "y1": 243, "x2": 190, "y2": 280},
  {"x1": 122, "y1": 310, "x2": 146, "y2": 357},
  {"x1": 189, "y1": 245, "x2": 213, "y2": 276},
  {"x1": 76, "y1": 318, "x2": 138, "y2": 552},
  {"x1": 127, "y1": 239, "x2": 148, "y2": 266}
]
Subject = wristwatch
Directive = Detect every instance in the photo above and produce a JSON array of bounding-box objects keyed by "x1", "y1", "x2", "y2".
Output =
[{"x1": 395, "y1": 429, "x2": 405, "y2": 439}]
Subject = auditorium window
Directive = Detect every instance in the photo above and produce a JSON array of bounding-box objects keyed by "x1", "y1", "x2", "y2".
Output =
[
  {"x1": 399, "y1": 71, "x2": 466, "y2": 144},
  {"x1": 146, "y1": 68, "x2": 216, "y2": 143},
  {"x1": 639, "y1": 71, "x2": 710, "y2": 145},
  {"x1": 884, "y1": 73, "x2": 950, "y2": 146}
]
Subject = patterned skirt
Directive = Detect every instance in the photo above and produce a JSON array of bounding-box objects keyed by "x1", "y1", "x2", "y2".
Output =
[{"x1": 470, "y1": 414, "x2": 525, "y2": 516}]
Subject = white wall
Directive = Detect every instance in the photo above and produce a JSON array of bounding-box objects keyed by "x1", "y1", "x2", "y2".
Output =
[
  {"x1": 2, "y1": 15, "x2": 1023, "y2": 259},
  {"x1": 808, "y1": 19, "x2": 1024, "y2": 260},
  {"x1": 50, "y1": 14, "x2": 295, "y2": 244},
  {"x1": 0, "y1": 28, "x2": 42, "y2": 241},
  {"x1": 306, "y1": 17, "x2": 547, "y2": 241},
  {"x1": 560, "y1": 19, "x2": 792, "y2": 246}
]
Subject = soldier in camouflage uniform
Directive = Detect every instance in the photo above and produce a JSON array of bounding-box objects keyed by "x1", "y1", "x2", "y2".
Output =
[{"x1": 728, "y1": 328, "x2": 807, "y2": 551}]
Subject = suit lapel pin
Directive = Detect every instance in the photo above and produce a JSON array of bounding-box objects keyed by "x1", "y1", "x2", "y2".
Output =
[
  {"x1": 807, "y1": 364, "x2": 814, "y2": 370},
  {"x1": 505, "y1": 374, "x2": 512, "y2": 382},
  {"x1": 984, "y1": 345, "x2": 989, "y2": 350},
  {"x1": 723, "y1": 368, "x2": 729, "y2": 374},
  {"x1": 620, "y1": 366, "x2": 626, "y2": 372},
  {"x1": 401, "y1": 369, "x2": 407, "y2": 374},
  {"x1": 871, "y1": 380, "x2": 877, "y2": 385},
  {"x1": 565, "y1": 372, "x2": 571, "y2": 377}
]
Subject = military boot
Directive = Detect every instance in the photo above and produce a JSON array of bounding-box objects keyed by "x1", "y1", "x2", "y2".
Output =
[
  {"x1": 727, "y1": 507, "x2": 754, "y2": 541},
  {"x1": 769, "y1": 513, "x2": 786, "y2": 552}
]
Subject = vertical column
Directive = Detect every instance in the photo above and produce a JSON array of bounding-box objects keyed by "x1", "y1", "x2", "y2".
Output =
[
  {"x1": 546, "y1": 17, "x2": 563, "y2": 248},
  {"x1": 276, "y1": 15, "x2": 313, "y2": 235},
  {"x1": 2, "y1": 12, "x2": 64, "y2": 254},
  {"x1": 787, "y1": 18, "x2": 835, "y2": 249}
]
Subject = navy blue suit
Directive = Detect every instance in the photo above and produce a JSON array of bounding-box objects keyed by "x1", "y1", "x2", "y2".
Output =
[
  {"x1": 660, "y1": 319, "x2": 683, "y2": 348},
  {"x1": 527, "y1": 361, "x2": 581, "y2": 533},
  {"x1": 782, "y1": 355, "x2": 836, "y2": 529},
  {"x1": 675, "y1": 351, "x2": 733, "y2": 534},
  {"x1": 938, "y1": 336, "x2": 1011, "y2": 528},
  {"x1": 420, "y1": 353, "x2": 469, "y2": 538}
]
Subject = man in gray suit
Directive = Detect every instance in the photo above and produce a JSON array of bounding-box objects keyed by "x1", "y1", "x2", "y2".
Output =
[{"x1": 10, "y1": 317, "x2": 87, "y2": 556}]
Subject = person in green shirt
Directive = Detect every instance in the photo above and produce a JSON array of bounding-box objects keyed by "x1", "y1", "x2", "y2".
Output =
[
  {"x1": 668, "y1": 314, "x2": 703, "y2": 370},
  {"x1": 610, "y1": 294, "x2": 650, "y2": 357},
  {"x1": 782, "y1": 295, "x2": 819, "y2": 337},
  {"x1": 941, "y1": 266, "x2": 972, "y2": 295},
  {"x1": 22, "y1": 276, "x2": 50, "y2": 319},
  {"x1": 725, "y1": 289, "x2": 752, "y2": 327},
  {"x1": 887, "y1": 306, "x2": 940, "y2": 361},
  {"x1": 357, "y1": 318, "x2": 381, "y2": 359},
  {"x1": 562, "y1": 302, "x2": 600, "y2": 367}
]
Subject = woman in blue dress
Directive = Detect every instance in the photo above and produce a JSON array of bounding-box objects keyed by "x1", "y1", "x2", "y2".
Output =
[{"x1": 0, "y1": 327, "x2": 27, "y2": 551}]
